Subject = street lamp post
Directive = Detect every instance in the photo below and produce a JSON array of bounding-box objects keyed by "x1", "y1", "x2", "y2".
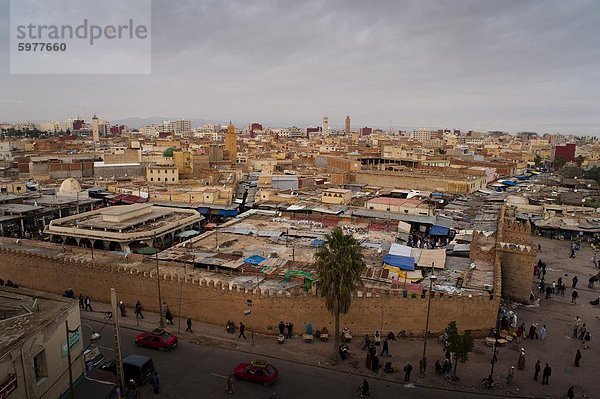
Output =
[
  {"x1": 143, "y1": 235, "x2": 164, "y2": 328},
  {"x1": 420, "y1": 273, "x2": 437, "y2": 376},
  {"x1": 65, "y1": 320, "x2": 75, "y2": 399}
]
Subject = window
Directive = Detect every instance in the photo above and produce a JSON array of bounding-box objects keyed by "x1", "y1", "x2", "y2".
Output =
[
  {"x1": 172, "y1": 178, "x2": 175, "y2": 181},
  {"x1": 34, "y1": 350, "x2": 47, "y2": 382},
  {"x1": 150, "y1": 178, "x2": 154, "y2": 182}
]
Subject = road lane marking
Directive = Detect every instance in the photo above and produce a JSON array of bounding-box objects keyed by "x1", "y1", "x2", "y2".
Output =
[
  {"x1": 94, "y1": 344, "x2": 116, "y2": 352},
  {"x1": 210, "y1": 373, "x2": 228, "y2": 379}
]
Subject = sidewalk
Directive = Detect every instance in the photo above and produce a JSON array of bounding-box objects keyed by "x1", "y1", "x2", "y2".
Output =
[{"x1": 81, "y1": 236, "x2": 598, "y2": 399}]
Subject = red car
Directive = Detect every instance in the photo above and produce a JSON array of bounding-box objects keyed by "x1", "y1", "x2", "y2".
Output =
[
  {"x1": 135, "y1": 329, "x2": 178, "y2": 351},
  {"x1": 234, "y1": 360, "x2": 278, "y2": 387}
]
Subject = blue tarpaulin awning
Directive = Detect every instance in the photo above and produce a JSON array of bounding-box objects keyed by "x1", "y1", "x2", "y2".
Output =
[
  {"x1": 382, "y1": 254, "x2": 415, "y2": 271},
  {"x1": 429, "y1": 225, "x2": 450, "y2": 236},
  {"x1": 311, "y1": 239, "x2": 325, "y2": 247},
  {"x1": 244, "y1": 255, "x2": 267, "y2": 265}
]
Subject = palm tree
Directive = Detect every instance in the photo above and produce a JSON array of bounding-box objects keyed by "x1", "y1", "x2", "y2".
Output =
[{"x1": 314, "y1": 227, "x2": 367, "y2": 350}]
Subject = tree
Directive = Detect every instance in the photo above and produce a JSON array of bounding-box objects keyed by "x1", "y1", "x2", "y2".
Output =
[
  {"x1": 445, "y1": 321, "x2": 474, "y2": 379},
  {"x1": 552, "y1": 156, "x2": 567, "y2": 170},
  {"x1": 576, "y1": 155, "x2": 586, "y2": 168},
  {"x1": 534, "y1": 154, "x2": 542, "y2": 168},
  {"x1": 314, "y1": 227, "x2": 366, "y2": 351},
  {"x1": 584, "y1": 166, "x2": 600, "y2": 184}
]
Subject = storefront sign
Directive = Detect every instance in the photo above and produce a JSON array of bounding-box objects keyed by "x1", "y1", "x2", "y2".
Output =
[
  {"x1": 61, "y1": 327, "x2": 81, "y2": 357},
  {"x1": 0, "y1": 373, "x2": 18, "y2": 399}
]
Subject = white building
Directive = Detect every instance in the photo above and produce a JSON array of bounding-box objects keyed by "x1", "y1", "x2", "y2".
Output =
[
  {"x1": 322, "y1": 116, "x2": 330, "y2": 136},
  {"x1": 411, "y1": 128, "x2": 431, "y2": 142},
  {"x1": 159, "y1": 120, "x2": 192, "y2": 136},
  {"x1": 38, "y1": 121, "x2": 61, "y2": 133}
]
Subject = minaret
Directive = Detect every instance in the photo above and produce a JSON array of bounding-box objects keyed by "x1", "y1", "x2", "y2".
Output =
[
  {"x1": 224, "y1": 121, "x2": 237, "y2": 162},
  {"x1": 344, "y1": 116, "x2": 350, "y2": 136},
  {"x1": 92, "y1": 114, "x2": 99, "y2": 143}
]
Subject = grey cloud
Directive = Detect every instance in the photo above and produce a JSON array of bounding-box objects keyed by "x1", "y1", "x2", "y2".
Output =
[{"x1": 0, "y1": 0, "x2": 599, "y2": 134}]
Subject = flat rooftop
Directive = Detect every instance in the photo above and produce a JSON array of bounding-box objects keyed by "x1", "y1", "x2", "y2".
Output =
[
  {"x1": 0, "y1": 286, "x2": 74, "y2": 355},
  {"x1": 46, "y1": 205, "x2": 203, "y2": 239}
]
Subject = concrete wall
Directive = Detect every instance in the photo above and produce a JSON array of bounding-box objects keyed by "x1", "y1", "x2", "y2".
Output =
[{"x1": 0, "y1": 247, "x2": 500, "y2": 337}]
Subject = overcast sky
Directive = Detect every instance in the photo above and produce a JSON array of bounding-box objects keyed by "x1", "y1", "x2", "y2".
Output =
[{"x1": 1, "y1": 0, "x2": 599, "y2": 134}]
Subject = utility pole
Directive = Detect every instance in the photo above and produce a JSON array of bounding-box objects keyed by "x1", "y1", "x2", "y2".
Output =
[
  {"x1": 111, "y1": 288, "x2": 124, "y2": 390},
  {"x1": 154, "y1": 233, "x2": 164, "y2": 328}
]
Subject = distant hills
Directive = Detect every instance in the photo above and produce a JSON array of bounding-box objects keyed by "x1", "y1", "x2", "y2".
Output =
[{"x1": 111, "y1": 117, "x2": 220, "y2": 128}]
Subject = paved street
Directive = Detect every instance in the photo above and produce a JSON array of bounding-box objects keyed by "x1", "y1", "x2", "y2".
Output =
[{"x1": 83, "y1": 318, "x2": 510, "y2": 399}]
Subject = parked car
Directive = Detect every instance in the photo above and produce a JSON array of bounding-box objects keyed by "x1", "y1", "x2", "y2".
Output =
[
  {"x1": 135, "y1": 329, "x2": 178, "y2": 351},
  {"x1": 234, "y1": 359, "x2": 278, "y2": 387},
  {"x1": 101, "y1": 354, "x2": 156, "y2": 385},
  {"x1": 84, "y1": 346, "x2": 105, "y2": 370}
]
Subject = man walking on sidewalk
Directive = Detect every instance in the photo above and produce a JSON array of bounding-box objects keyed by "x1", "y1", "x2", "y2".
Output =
[
  {"x1": 239, "y1": 322, "x2": 246, "y2": 339},
  {"x1": 134, "y1": 301, "x2": 144, "y2": 319},
  {"x1": 534, "y1": 360, "x2": 541, "y2": 381},
  {"x1": 403, "y1": 363, "x2": 412, "y2": 382},
  {"x1": 542, "y1": 363, "x2": 551, "y2": 385},
  {"x1": 85, "y1": 296, "x2": 93, "y2": 311},
  {"x1": 186, "y1": 318, "x2": 193, "y2": 333}
]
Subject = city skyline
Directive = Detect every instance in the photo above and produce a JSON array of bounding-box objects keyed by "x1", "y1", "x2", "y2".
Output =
[{"x1": 1, "y1": 0, "x2": 600, "y2": 134}]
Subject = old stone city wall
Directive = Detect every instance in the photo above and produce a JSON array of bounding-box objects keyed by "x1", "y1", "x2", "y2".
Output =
[{"x1": 0, "y1": 247, "x2": 501, "y2": 337}]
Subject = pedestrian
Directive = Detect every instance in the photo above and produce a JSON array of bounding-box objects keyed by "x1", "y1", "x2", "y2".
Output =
[
  {"x1": 150, "y1": 371, "x2": 160, "y2": 394},
  {"x1": 574, "y1": 349, "x2": 581, "y2": 367},
  {"x1": 583, "y1": 331, "x2": 591, "y2": 349},
  {"x1": 573, "y1": 316, "x2": 581, "y2": 338},
  {"x1": 226, "y1": 374, "x2": 233, "y2": 394},
  {"x1": 506, "y1": 366, "x2": 514, "y2": 385},
  {"x1": 516, "y1": 324, "x2": 523, "y2": 343},
  {"x1": 78, "y1": 294, "x2": 84, "y2": 310},
  {"x1": 278, "y1": 321, "x2": 285, "y2": 335},
  {"x1": 365, "y1": 346, "x2": 373, "y2": 369},
  {"x1": 286, "y1": 322, "x2": 293, "y2": 339},
  {"x1": 572, "y1": 289, "x2": 579, "y2": 304},
  {"x1": 84, "y1": 296, "x2": 93, "y2": 312},
  {"x1": 239, "y1": 322, "x2": 246, "y2": 339},
  {"x1": 539, "y1": 324, "x2": 547, "y2": 340},
  {"x1": 119, "y1": 301, "x2": 127, "y2": 317},
  {"x1": 517, "y1": 348, "x2": 526, "y2": 370},
  {"x1": 443, "y1": 358, "x2": 451, "y2": 377},
  {"x1": 186, "y1": 318, "x2": 193, "y2": 333},
  {"x1": 380, "y1": 338, "x2": 390, "y2": 357},
  {"x1": 538, "y1": 243, "x2": 541, "y2": 252},
  {"x1": 134, "y1": 301, "x2": 144, "y2": 319},
  {"x1": 542, "y1": 363, "x2": 551, "y2": 385},
  {"x1": 545, "y1": 285, "x2": 552, "y2": 299},
  {"x1": 527, "y1": 324, "x2": 537, "y2": 340},
  {"x1": 165, "y1": 308, "x2": 174, "y2": 325},
  {"x1": 534, "y1": 360, "x2": 541, "y2": 381},
  {"x1": 371, "y1": 352, "x2": 380, "y2": 373},
  {"x1": 162, "y1": 301, "x2": 168, "y2": 318},
  {"x1": 570, "y1": 248, "x2": 576, "y2": 258},
  {"x1": 567, "y1": 386, "x2": 575, "y2": 399},
  {"x1": 403, "y1": 363, "x2": 413, "y2": 382},
  {"x1": 572, "y1": 275, "x2": 578, "y2": 288},
  {"x1": 578, "y1": 323, "x2": 586, "y2": 341},
  {"x1": 551, "y1": 281, "x2": 556, "y2": 293}
]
